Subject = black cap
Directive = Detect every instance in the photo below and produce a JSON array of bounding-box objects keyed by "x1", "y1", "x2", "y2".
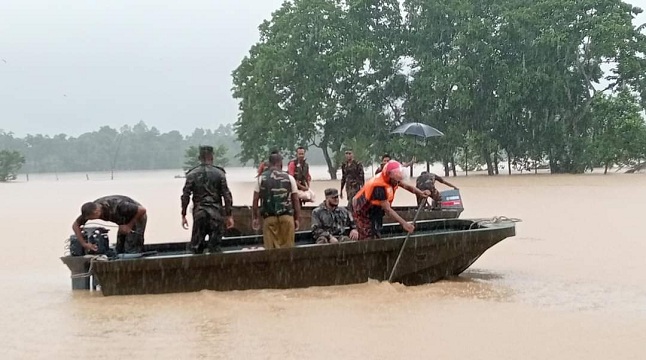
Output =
[
  {"x1": 324, "y1": 188, "x2": 339, "y2": 197},
  {"x1": 199, "y1": 145, "x2": 214, "y2": 153}
]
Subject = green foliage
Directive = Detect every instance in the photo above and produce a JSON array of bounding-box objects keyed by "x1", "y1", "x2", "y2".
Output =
[
  {"x1": 0, "y1": 123, "x2": 241, "y2": 173},
  {"x1": 231, "y1": 0, "x2": 646, "y2": 177},
  {"x1": 183, "y1": 145, "x2": 230, "y2": 171},
  {"x1": 588, "y1": 89, "x2": 646, "y2": 173},
  {"x1": 232, "y1": 0, "x2": 406, "y2": 178},
  {"x1": 0, "y1": 150, "x2": 25, "y2": 182}
]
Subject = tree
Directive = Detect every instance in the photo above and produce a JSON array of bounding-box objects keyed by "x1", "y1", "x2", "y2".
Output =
[
  {"x1": 232, "y1": 0, "x2": 405, "y2": 179},
  {"x1": 183, "y1": 145, "x2": 230, "y2": 172},
  {"x1": 589, "y1": 89, "x2": 646, "y2": 174},
  {"x1": 0, "y1": 150, "x2": 25, "y2": 182}
]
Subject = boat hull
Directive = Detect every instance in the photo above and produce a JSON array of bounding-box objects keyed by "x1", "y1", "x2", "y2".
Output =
[{"x1": 80, "y1": 219, "x2": 514, "y2": 296}]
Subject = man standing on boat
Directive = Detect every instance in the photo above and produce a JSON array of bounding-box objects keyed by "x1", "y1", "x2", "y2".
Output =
[
  {"x1": 312, "y1": 188, "x2": 359, "y2": 244},
  {"x1": 72, "y1": 195, "x2": 147, "y2": 254},
  {"x1": 353, "y1": 161, "x2": 431, "y2": 240},
  {"x1": 339, "y1": 148, "x2": 364, "y2": 212},
  {"x1": 181, "y1": 145, "x2": 234, "y2": 254},
  {"x1": 375, "y1": 154, "x2": 416, "y2": 175},
  {"x1": 416, "y1": 171, "x2": 459, "y2": 208},
  {"x1": 288, "y1": 146, "x2": 315, "y2": 203},
  {"x1": 252, "y1": 152, "x2": 302, "y2": 249}
]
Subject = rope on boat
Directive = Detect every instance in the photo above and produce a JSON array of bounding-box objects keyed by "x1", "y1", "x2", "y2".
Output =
[
  {"x1": 69, "y1": 255, "x2": 108, "y2": 279},
  {"x1": 472, "y1": 216, "x2": 522, "y2": 228}
]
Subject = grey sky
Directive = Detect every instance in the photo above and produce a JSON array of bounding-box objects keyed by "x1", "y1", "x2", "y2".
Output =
[
  {"x1": 0, "y1": 0, "x2": 284, "y2": 137},
  {"x1": 1, "y1": 0, "x2": 645, "y2": 137}
]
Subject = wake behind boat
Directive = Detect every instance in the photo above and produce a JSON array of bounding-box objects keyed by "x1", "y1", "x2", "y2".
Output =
[{"x1": 61, "y1": 217, "x2": 516, "y2": 296}]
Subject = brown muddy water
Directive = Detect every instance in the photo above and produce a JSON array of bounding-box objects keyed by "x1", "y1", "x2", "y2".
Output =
[{"x1": 0, "y1": 167, "x2": 644, "y2": 359}]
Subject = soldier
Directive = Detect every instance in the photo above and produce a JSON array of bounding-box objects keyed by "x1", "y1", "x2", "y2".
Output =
[
  {"x1": 252, "y1": 152, "x2": 302, "y2": 249},
  {"x1": 256, "y1": 150, "x2": 280, "y2": 178},
  {"x1": 339, "y1": 148, "x2": 364, "y2": 211},
  {"x1": 288, "y1": 146, "x2": 315, "y2": 203},
  {"x1": 181, "y1": 145, "x2": 234, "y2": 254},
  {"x1": 416, "y1": 171, "x2": 459, "y2": 208},
  {"x1": 311, "y1": 188, "x2": 359, "y2": 244},
  {"x1": 72, "y1": 195, "x2": 147, "y2": 254}
]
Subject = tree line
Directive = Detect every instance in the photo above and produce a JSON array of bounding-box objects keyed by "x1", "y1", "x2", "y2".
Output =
[
  {"x1": 232, "y1": 0, "x2": 646, "y2": 178},
  {"x1": 0, "y1": 122, "x2": 245, "y2": 174}
]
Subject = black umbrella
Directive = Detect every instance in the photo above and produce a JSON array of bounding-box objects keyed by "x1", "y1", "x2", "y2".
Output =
[{"x1": 390, "y1": 122, "x2": 444, "y2": 138}]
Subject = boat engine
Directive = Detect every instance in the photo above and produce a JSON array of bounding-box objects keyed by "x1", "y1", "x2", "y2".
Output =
[
  {"x1": 439, "y1": 189, "x2": 464, "y2": 214},
  {"x1": 67, "y1": 226, "x2": 111, "y2": 256}
]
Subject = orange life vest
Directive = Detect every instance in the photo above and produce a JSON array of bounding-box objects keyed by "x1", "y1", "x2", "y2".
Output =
[{"x1": 352, "y1": 173, "x2": 398, "y2": 210}]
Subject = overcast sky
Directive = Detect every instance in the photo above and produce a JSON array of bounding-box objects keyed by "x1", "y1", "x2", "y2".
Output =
[{"x1": 1, "y1": 0, "x2": 645, "y2": 137}]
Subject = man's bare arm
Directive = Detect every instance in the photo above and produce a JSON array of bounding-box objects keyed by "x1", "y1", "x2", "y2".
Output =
[
  {"x1": 437, "y1": 177, "x2": 459, "y2": 189},
  {"x1": 399, "y1": 181, "x2": 426, "y2": 197},
  {"x1": 252, "y1": 191, "x2": 260, "y2": 220},
  {"x1": 127, "y1": 206, "x2": 146, "y2": 229},
  {"x1": 291, "y1": 193, "x2": 301, "y2": 220},
  {"x1": 380, "y1": 201, "x2": 408, "y2": 227}
]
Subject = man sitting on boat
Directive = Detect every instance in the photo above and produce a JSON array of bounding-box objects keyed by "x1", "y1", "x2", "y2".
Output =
[
  {"x1": 288, "y1": 146, "x2": 316, "y2": 203},
  {"x1": 181, "y1": 145, "x2": 234, "y2": 254},
  {"x1": 416, "y1": 171, "x2": 459, "y2": 208},
  {"x1": 311, "y1": 188, "x2": 359, "y2": 244},
  {"x1": 252, "y1": 152, "x2": 302, "y2": 249},
  {"x1": 72, "y1": 195, "x2": 147, "y2": 254},
  {"x1": 352, "y1": 161, "x2": 431, "y2": 240}
]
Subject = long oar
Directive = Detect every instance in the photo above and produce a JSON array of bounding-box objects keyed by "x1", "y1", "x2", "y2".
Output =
[{"x1": 388, "y1": 199, "x2": 427, "y2": 282}]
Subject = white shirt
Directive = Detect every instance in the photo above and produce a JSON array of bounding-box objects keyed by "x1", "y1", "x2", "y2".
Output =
[{"x1": 254, "y1": 173, "x2": 298, "y2": 194}]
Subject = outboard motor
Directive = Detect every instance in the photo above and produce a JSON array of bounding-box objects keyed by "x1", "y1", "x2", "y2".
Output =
[
  {"x1": 439, "y1": 189, "x2": 464, "y2": 216},
  {"x1": 68, "y1": 226, "x2": 111, "y2": 256}
]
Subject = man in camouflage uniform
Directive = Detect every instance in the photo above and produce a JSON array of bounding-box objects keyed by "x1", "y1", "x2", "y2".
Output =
[
  {"x1": 72, "y1": 195, "x2": 147, "y2": 254},
  {"x1": 252, "y1": 152, "x2": 302, "y2": 249},
  {"x1": 181, "y1": 145, "x2": 234, "y2": 254},
  {"x1": 339, "y1": 148, "x2": 364, "y2": 211},
  {"x1": 415, "y1": 171, "x2": 459, "y2": 208},
  {"x1": 311, "y1": 188, "x2": 358, "y2": 244}
]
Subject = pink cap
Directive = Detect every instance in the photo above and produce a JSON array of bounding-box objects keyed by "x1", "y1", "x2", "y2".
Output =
[{"x1": 384, "y1": 160, "x2": 402, "y2": 173}]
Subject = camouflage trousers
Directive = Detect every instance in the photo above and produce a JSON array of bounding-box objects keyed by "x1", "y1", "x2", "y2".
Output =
[
  {"x1": 315, "y1": 235, "x2": 352, "y2": 244},
  {"x1": 191, "y1": 206, "x2": 225, "y2": 254},
  {"x1": 115, "y1": 215, "x2": 147, "y2": 254},
  {"x1": 345, "y1": 185, "x2": 361, "y2": 212}
]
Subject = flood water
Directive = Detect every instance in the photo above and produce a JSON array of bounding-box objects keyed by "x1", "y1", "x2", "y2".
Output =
[{"x1": 1, "y1": 166, "x2": 644, "y2": 359}]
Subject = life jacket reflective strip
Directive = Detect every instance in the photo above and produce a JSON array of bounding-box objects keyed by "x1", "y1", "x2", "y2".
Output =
[{"x1": 353, "y1": 173, "x2": 397, "y2": 207}]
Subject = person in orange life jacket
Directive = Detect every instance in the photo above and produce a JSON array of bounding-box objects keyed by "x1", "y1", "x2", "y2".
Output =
[
  {"x1": 288, "y1": 146, "x2": 316, "y2": 202},
  {"x1": 375, "y1": 154, "x2": 416, "y2": 175},
  {"x1": 352, "y1": 161, "x2": 431, "y2": 240}
]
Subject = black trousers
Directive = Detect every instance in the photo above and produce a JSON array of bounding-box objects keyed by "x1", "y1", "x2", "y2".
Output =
[
  {"x1": 115, "y1": 215, "x2": 147, "y2": 254},
  {"x1": 190, "y1": 207, "x2": 224, "y2": 253}
]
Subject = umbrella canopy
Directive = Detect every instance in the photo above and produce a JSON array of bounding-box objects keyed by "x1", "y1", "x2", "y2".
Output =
[{"x1": 390, "y1": 122, "x2": 444, "y2": 138}]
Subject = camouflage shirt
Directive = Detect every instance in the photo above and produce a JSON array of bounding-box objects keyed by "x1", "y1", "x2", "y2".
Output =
[
  {"x1": 416, "y1": 172, "x2": 440, "y2": 191},
  {"x1": 341, "y1": 160, "x2": 364, "y2": 190},
  {"x1": 76, "y1": 195, "x2": 141, "y2": 226},
  {"x1": 181, "y1": 164, "x2": 233, "y2": 216},
  {"x1": 258, "y1": 169, "x2": 294, "y2": 217},
  {"x1": 311, "y1": 202, "x2": 356, "y2": 240}
]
